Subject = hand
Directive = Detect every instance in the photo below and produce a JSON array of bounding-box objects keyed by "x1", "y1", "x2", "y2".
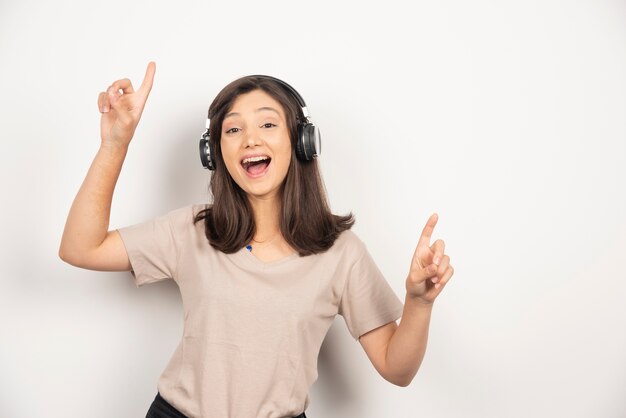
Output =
[
  {"x1": 97, "y1": 61, "x2": 156, "y2": 148},
  {"x1": 405, "y1": 213, "x2": 455, "y2": 305}
]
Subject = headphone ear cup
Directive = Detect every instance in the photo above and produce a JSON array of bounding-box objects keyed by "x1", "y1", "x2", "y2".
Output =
[
  {"x1": 296, "y1": 122, "x2": 321, "y2": 161},
  {"x1": 295, "y1": 124, "x2": 306, "y2": 161},
  {"x1": 199, "y1": 133, "x2": 216, "y2": 170}
]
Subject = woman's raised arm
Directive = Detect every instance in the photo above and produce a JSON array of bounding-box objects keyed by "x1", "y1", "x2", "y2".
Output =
[{"x1": 58, "y1": 62, "x2": 156, "y2": 271}]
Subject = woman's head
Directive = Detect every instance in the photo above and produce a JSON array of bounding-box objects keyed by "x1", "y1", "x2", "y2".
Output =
[
  {"x1": 207, "y1": 76, "x2": 304, "y2": 200},
  {"x1": 195, "y1": 75, "x2": 354, "y2": 255},
  {"x1": 213, "y1": 88, "x2": 293, "y2": 203}
]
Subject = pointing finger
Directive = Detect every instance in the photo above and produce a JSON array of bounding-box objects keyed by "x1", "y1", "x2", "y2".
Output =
[
  {"x1": 411, "y1": 242, "x2": 427, "y2": 270},
  {"x1": 138, "y1": 61, "x2": 156, "y2": 96},
  {"x1": 418, "y1": 213, "x2": 438, "y2": 248}
]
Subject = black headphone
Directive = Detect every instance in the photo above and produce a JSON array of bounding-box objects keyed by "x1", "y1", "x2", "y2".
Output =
[{"x1": 199, "y1": 75, "x2": 321, "y2": 170}]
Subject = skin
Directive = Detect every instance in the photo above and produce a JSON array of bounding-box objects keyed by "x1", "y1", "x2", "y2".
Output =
[
  {"x1": 58, "y1": 62, "x2": 156, "y2": 271},
  {"x1": 221, "y1": 90, "x2": 292, "y2": 204},
  {"x1": 219, "y1": 90, "x2": 296, "y2": 261},
  {"x1": 59, "y1": 61, "x2": 455, "y2": 388},
  {"x1": 359, "y1": 214, "x2": 455, "y2": 386}
]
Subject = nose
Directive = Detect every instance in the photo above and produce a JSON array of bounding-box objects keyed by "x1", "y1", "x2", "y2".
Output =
[{"x1": 243, "y1": 127, "x2": 263, "y2": 148}]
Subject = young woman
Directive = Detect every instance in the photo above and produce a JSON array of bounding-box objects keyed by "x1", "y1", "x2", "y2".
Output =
[{"x1": 59, "y1": 62, "x2": 454, "y2": 418}]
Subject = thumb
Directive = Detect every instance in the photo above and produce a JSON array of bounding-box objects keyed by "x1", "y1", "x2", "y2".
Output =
[
  {"x1": 422, "y1": 263, "x2": 438, "y2": 282},
  {"x1": 106, "y1": 89, "x2": 135, "y2": 126},
  {"x1": 408, "y1": 259, "x2": 437, "y2": 285}
]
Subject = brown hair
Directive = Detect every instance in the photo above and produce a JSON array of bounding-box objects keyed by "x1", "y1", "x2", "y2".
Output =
[{"x1": 193, "y1": 75, "x2": 354, "y2": 256}]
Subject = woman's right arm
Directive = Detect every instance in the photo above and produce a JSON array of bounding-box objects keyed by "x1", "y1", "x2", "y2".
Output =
[{"x1": 58, "y1": 62, "x2": 156, "y2": 271}]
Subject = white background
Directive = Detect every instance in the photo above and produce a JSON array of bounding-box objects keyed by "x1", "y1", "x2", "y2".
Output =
[{"x1": 0, "y1": 0, "x2": 624, "y2": 417}]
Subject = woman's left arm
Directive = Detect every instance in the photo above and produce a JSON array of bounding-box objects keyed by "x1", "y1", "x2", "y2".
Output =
[{"x1": 360, "y1": 213, "x2": 454, "y2": 386}]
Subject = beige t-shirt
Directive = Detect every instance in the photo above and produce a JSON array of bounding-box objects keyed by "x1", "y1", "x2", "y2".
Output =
[{"x1": 117, "y1": 204, "x2": 404, "y2": 418}]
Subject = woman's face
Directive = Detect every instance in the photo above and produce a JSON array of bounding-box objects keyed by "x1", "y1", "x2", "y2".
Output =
[{"x1": 220, "y1": 89, "x2": 292, "y2": 203}]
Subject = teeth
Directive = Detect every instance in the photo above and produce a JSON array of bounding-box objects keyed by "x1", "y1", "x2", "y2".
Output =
[{"x1": 242, "y1": 155, "x2": 269, "y2": 164}]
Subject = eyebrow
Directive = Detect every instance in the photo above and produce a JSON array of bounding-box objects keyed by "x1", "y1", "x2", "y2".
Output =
[{"x1": 223, "y1": 107, "x2": 281, "y2": 120}]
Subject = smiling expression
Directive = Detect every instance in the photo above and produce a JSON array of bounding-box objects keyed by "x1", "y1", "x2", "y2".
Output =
[{"x1": 220, "y1": 89, "x2": 292, "y2": 202}]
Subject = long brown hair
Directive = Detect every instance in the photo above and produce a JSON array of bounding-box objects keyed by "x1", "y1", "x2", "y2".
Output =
[{"x1": 193, "y1": 75, "x2": 354, "y2": 256}]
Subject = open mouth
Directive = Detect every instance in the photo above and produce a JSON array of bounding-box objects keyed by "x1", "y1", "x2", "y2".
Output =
[{"x1": 241, "y1": 155, "x2": 272, "y2": 177}]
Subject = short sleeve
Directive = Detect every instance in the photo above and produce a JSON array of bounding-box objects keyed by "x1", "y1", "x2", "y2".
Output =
[
  {"x1": 338, "y1": 244, "x2": 405, "y2": 341},
  {"x1": 116, "y1": 209, "x2": 180, "y2": 288}
]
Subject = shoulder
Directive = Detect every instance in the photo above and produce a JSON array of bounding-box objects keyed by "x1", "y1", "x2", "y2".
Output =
[
  {"x1": 191, "y1": 203, "x2": 210, "y2": 218},
  {"x1": 327, "y1": 229, "x2": 368, "y2": 262},
  {"x1": 159, "y1": 204, "x2": 208, "y2": 230}
]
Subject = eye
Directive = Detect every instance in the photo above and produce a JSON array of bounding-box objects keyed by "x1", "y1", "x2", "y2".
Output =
[
  {"x1": 225, "y1": 127, "x2": 240, "y2": 134},
  {"x1": 261, "y1": 123, "x2": 276, "y2": 129}
]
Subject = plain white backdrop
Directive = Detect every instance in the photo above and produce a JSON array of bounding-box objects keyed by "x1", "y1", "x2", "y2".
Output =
[{"x1": 0, "y1": 0, "x2": 624, "y2": 417}]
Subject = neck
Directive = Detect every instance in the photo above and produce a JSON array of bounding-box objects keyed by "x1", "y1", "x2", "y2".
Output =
[{"x1": 247, "y1": 194, "x2": 281, "y2": 240}]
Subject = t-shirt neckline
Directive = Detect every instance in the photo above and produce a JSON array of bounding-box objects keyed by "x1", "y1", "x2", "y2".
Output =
[{"x1": 233, "y1": 246, "x2": 301, "y2": 269}]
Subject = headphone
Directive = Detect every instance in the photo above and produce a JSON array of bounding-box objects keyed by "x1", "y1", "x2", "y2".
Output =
[{"x1": 199, "y1": 75, "x2": 321, "y2": 170}]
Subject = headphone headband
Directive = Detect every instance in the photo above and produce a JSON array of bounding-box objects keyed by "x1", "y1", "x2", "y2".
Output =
[{"x1": 247, "y1": 75, "x2": 310, "y2": 119}]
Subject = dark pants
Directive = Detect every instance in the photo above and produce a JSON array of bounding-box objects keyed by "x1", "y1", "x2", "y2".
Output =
[{"x1": 146, "y1": 392, "x2": 307, "y2": 418}]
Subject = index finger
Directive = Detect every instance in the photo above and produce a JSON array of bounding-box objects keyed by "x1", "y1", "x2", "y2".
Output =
[
  {"x1": 418, "y1": 213, "x2": 438, "y2": 248},
  {"x1": 138, "y1": 61, "x2": 156, "y2": 96}
]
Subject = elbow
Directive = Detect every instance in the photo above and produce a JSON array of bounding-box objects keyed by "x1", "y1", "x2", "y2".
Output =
[
  {"x1": 58, "y1": 244, "x2": 82, "y2": 267},
  {"x1": 58, "y1": 245, "x2": 68, "y2": 263},
  {"x1": 390, "y1": 376, "x2": 412, "y2": 387},
  {"x1": 58, "y1": 236, "x2": 70, "y2": 262},
  {"x1": 58, "y1": 248, "x2": 74, "y2": 266},
  {"x1": 384, "y1": 370, "x2": 416, "y2": 387}
]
